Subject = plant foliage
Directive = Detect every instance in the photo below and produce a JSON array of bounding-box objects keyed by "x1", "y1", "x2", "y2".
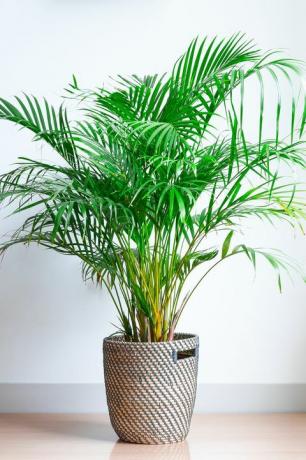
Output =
[{"x1": 0, "y1": 34, "x2": 305, "y2": 341}]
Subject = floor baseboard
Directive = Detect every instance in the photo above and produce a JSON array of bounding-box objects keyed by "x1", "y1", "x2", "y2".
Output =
[{"x1": 0, "y1": 383, "x2": 305, "y2": 413}]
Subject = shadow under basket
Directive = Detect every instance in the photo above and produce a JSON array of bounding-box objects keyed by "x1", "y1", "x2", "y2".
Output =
[{"x1": 103, "y1": 333, "x2": 199, "y2": 444}]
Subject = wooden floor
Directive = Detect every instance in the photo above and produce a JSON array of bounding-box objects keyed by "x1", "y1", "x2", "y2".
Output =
[{"x1": 0, "y1": 414, "x2": 306, "y2": 459}]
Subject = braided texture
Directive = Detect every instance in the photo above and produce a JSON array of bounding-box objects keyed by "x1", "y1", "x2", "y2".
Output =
[{"x1": 103, "y1": 333, "x2": 199, "y2": 444}]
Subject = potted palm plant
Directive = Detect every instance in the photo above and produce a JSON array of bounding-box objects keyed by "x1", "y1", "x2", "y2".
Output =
[{"x1": 0, "y1": 33, "x2": 305, "y2": 444}]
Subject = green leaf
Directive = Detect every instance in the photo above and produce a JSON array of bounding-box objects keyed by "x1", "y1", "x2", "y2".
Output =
[
  {"x1": 221, "y1": 230, "x2": 234, "y2": 258},
  {"x1": 278, "y1": 273, "x2": 282, "y2": 293}
]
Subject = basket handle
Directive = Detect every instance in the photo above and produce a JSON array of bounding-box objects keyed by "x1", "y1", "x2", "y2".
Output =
[{"x1": 172, "y1": 344, "x2": 199, "y2": 363}]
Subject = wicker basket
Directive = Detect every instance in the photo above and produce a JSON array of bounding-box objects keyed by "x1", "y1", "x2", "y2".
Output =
[{"x1": 103, "y1": 333, "x2": 199, "y2": 444}]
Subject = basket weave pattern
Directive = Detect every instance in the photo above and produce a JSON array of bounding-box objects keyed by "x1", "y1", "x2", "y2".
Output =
[{"x1": 103, "y1": 333, "x2": 199, "y2": 444}]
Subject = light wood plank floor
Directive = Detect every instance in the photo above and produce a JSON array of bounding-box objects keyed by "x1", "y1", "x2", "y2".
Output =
[{"x1": 0, "y1": 413, "x2": 306, "y2": 459}]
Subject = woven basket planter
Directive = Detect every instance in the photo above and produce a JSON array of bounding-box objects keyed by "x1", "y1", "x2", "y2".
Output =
[{"x1": 103, "y1": 333, "x2": 199, "y2": 444}]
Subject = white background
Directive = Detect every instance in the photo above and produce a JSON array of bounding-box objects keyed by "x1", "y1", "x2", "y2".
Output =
[{"x1": 0, "y1": 0, "x2": 305, "y2": 385}]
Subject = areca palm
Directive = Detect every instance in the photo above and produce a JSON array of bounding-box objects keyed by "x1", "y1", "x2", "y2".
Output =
[{"x1": 0, "y1": 34, "x2": 305, "y2": 342}]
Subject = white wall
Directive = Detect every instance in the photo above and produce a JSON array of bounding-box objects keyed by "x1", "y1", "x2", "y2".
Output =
[{"x1": 0, "y1": 0, "x2": 305, "y2": 386}]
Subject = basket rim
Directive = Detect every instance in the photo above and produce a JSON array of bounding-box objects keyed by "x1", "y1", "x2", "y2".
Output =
[{"x1": 103, "y1": 332, "x2": 198, "y2": 346}]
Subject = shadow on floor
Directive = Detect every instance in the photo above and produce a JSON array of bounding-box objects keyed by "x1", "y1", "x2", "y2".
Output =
[
  {"x1": 109, "y1": 439, "x2": 190, "y2": 460},
  {"x1": 1, "y1": 414, "x2": 191, "y2": 459}
]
